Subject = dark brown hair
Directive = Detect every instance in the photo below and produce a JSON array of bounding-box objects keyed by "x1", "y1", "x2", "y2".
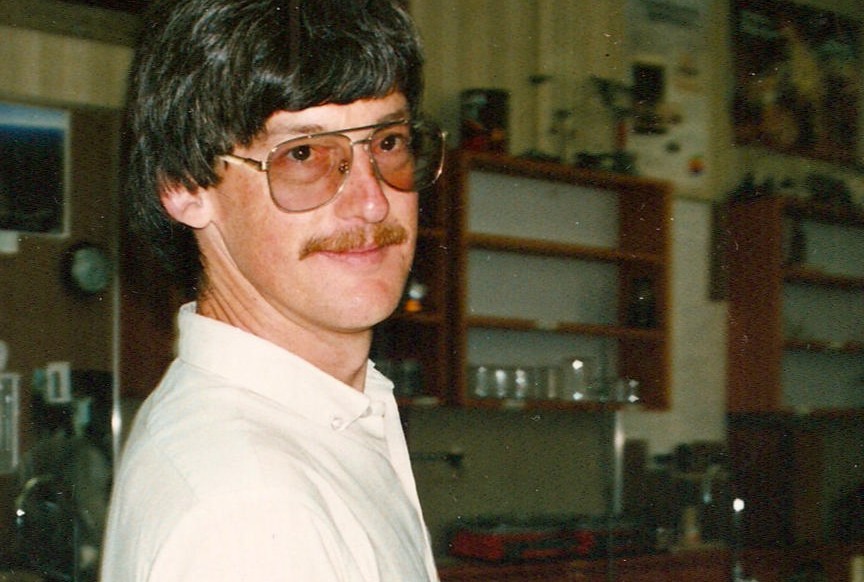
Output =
[{"x1": 124, "y1": 0, "x2": 425, "y2": 287}]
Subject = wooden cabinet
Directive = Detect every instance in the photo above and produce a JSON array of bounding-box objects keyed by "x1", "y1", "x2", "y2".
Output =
[
  {"x1": 446, "y1": 151, "x2": 671, "y2": 410},
  {"x1": 725, "y1": 194, "x2": 864, "y2": 554},
  {"x1": 726, "y1": 195, "x2": 864, "y2": 413}
]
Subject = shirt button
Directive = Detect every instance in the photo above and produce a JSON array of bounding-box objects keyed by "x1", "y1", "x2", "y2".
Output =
[{"x1": 330, "y1": 416, "x2": 346, "y2": 430}]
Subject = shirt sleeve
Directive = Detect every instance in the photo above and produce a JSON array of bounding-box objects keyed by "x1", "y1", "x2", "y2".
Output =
[{"x1": 147, "y1": 489, "x2": 367, "y2": 582}]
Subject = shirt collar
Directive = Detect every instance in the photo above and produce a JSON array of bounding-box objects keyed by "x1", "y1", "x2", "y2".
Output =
[{"x1": 175, "y1": 302, "x2": 394, "y2": 431}]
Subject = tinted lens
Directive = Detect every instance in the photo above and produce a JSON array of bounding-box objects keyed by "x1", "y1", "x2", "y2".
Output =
[
  {"x1": 373, "y1": 121, "x2": 445, "y2": 192},
  {"x1": 267, "y1": 135, "x2": 348, "y2": 211},
  {"x1": 265, "y1": 121, "x2": 444, "y2": 212}
]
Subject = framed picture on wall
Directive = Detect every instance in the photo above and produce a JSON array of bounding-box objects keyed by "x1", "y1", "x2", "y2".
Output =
[
  {"x1": 0, "y1": 101, "x2": 70, "y2": 235},
  {"x1": 731, "y1": 0, "x2": 861, "y2": 164}
]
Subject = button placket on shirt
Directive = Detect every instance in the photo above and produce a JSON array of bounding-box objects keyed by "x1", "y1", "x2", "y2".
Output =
[
  {"x1": 358, "y1": 401, "x2": 386, "y2": 441},
  {"x1": 362, "y1": 401, "x2": 386, "y2": 418},
  {"x1": 329, "y1": 414, "x2": 348, "y2": 431},
  {"x1": 329, "y1": 401, "x2": 384, "y2": 432}
]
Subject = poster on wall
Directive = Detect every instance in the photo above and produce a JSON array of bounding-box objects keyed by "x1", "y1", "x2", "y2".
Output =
[
  {"x1": 0, "y1": 102, "x2": 69, "y2": 235},
  {"x1": 731, "y1": 0, "x2": 861, "y2": 164},
  {"x1": 625, "y1": 0, "x2": 712, "y2": 198}
]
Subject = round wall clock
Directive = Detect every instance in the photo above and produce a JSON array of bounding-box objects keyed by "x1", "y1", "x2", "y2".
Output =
[{"x1": 62, "y1": 242, "x2": 113, "y2": 296}]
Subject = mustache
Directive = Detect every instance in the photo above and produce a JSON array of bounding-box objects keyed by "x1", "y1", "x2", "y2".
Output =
[{"x1": 299, "y1": 222, "x2": 409, "y2": 260}]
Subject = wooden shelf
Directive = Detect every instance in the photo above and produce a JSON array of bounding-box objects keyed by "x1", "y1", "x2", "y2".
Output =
[
  {"x1": 466, "y1": 315, "x2": 664, "y2": 341},
  {"x1": 458, "y1": 395, "x2": 629, "y2": 413},
  {"x1": 773, "y1": 407, "x2": 864, "y2": 418},
  {"x1": 466, "y1": 232, "x2": 662, "y2": 264},
  {"x1": 388, "y1": 309, "x2": 445, "y2": 326},
  {"x1": 418, "y1": 225, "x2": 447, "y2": 240},
  {"x1": 462, "y1": 149, "x2": 670, "y2": 194},
  {"x1": 784, "y1": 265, "x2": 864, "y2": 290},
  {"x1": 784, "y1": 338, "x2": 864, "y2": 355},
  {"x1": 556, "y1": 321, "x2": 665, "y2": 341},
  {"x1": 783, "y1": 197, "x2": 864, "y2": 227}
]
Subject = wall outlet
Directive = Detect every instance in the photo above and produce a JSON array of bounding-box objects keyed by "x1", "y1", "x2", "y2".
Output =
[{"x1": 45, "y1": 361, "x2": 72, "y2": 403}]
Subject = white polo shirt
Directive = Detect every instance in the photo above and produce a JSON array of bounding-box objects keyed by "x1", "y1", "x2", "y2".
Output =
[{"x1": 101, "y1": 303, "x2": 438, "y2": 581}]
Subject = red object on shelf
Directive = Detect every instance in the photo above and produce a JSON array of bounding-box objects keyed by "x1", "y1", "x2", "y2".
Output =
[
  {"x1": 449, "y1": 516, "x2": 647, "y2": 562},
  {"x1": 450, "y1": 525, "x2": 594, "y2": 562}
]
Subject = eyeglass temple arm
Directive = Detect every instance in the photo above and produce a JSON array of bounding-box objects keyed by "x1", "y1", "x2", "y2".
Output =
[{"x1": 220, "y1": 153, "x2": 267, "y2": 172}]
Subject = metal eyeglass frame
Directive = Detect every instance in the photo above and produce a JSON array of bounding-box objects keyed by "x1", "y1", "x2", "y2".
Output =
[{"x1": 219, "y1": 118, "x2": 446, "y2": 212}]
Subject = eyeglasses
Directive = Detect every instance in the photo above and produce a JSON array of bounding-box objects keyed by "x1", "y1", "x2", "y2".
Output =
[{"x1": 220, "y1": 119, "x2": 446, "y2": 212}]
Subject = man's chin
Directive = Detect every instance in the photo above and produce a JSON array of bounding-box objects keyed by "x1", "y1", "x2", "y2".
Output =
[{"x1": 334, "y1": 294, "x2": 403, "y2": 333}]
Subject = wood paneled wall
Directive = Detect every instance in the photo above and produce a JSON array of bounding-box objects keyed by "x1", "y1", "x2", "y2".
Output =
[
  {"x1": 412, "y1": 1, "x2": 627, "y2": 158},
  {"x1": 0, "y1": 25, "x2": 132, "y2": 109}
]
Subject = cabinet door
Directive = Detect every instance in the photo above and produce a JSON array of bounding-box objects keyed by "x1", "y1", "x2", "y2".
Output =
[
  {"x1": 726, "y1": 196, "x2": 786, "y2": 412},
  {"x1": 450, "y1": 151, "x2": 671, "y2": 411}
]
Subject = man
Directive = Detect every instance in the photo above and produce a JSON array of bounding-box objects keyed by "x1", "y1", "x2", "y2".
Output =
[{"x1": 101, "y1": 0, "x2": 445, "y2": 580}]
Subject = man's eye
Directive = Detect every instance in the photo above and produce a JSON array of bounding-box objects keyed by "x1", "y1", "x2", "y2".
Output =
[
  {"x1": 287, "y1": 144, "x2": 313, "y2": 162},
  {"x1": 377, "y1": 132, "x2": 409, "y2": 153},
  {"x1": 272, "y1": 142, "x2": 332, "y2": 167}
]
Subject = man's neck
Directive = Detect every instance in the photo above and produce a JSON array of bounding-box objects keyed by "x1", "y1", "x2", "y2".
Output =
[{"x1": 196, "y1": 294, "x2": 373, "y2": 392}]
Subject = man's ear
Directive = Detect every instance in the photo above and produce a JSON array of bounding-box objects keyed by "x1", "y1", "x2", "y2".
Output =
[{"x1": 160, "y1": 184, "x2": 213, "y2": 229}]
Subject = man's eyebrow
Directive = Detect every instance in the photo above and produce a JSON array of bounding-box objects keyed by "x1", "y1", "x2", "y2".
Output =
[
  {"x1": 378, "y1": 109, "x2": 410, "y2": 123},
  {"x1": 266, "y1": 109, "x2": 411, "y2": 141},
  {"x1": 268, "y1": 122, "x2": 324, "y2": 139}
]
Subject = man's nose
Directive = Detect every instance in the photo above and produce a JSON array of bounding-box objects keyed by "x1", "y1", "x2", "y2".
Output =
[{"x1": 333, "y1": 145, "x2": 390, "y2": 223}]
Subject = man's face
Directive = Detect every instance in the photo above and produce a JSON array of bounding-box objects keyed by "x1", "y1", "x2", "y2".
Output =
[{"x1": 195, "y1": 92, "x2": 418, "y2": 338}]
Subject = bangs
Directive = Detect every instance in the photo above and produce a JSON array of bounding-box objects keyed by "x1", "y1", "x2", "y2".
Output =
[{"x1": 228, "y1": 0, "x2": 422, "y2": 145}]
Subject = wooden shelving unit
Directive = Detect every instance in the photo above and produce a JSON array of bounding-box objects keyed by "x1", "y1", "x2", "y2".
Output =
[
  {"x1": 446, "y1": 150, "x2": 672, "y2": 411},
  {"x1": 726, "y1": 195, "x2": 864, "y2": 414},
  {"x1": 725, "y1": 194, "x2": 864, "y2": 552}
]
